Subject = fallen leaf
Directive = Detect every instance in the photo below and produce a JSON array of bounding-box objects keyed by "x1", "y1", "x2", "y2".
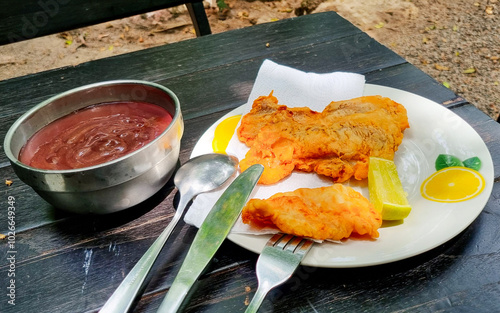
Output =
[
  {"x1": 0, "y1": 234, "x2": 6, "y2": 240},
  {"x1": 485, "y1": 6, "x2": 494, "y2": 14},
  {"x1": 443, "y1": 81, "x2": 450, "y2": 88},
  {"x1": 463, "y1": 67, "x2": 476, "y2": 74},
  {"x1": 5, "y1": 179, "x2": 13, "y2": 186},
  {"x1": 152, "y1": 21, "x2": 192, "y2": 33},
  {"x1": 59, "y1": 32, "x2": 72, "y2": 41},
  {"x1": 435, "y1": 64, "x2": 450, "y2": 71},
  {"x1": 237, "y1": 11, "x2": 249, "y2": 18},
  {"x1": 375, "y1": 22, "x2": 385, "y2": 29},
  {"x1": 78, "y1": 34, "x2": 87, "y2": 46},
  {"x1": 0, "y1": 56, "x2": 17, "y2": 65}
]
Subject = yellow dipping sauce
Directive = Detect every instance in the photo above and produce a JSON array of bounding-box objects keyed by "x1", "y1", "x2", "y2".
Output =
[{"x1": 212, "y1": 115, "x2": 242, "y2": 153}]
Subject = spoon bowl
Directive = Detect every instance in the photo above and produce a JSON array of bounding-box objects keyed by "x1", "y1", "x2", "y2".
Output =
[
  {"x1": 173, "y1": 153, "x2": 239, "y2": 213},
  {"x1": 100, "y1": 153, "x2": 238, "y2": 313}
]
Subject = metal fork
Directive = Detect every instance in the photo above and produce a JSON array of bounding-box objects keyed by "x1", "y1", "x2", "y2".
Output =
[{"x1": 245, "y1": 233, "x2": 314, "y2": 313}]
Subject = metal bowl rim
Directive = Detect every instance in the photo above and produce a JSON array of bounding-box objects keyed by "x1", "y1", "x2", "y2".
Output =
[{"x1": 3, "y1": 79, "x2": 182, "y2": 174}]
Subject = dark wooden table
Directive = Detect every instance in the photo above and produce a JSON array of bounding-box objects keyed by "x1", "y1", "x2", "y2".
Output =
[{"x1": 1, "y1": 12, "x2": 500, "y2": 313}]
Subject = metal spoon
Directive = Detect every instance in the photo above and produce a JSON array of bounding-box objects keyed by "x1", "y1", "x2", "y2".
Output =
[{"x1": 100, "y1": 153, "x2": 238, "y2": 313}]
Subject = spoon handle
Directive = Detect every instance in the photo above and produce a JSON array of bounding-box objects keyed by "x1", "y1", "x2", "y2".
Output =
[{"x1": 99, "y1": 194, "x2": 191, "y2": 313}]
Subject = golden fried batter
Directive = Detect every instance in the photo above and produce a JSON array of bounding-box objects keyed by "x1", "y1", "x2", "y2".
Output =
[
  {"x1": 241, "y1": 184, "x2": 382, "y2": 241},
  {"x1": 237, "y1": 93, "x2": 409, "y2": 184}
]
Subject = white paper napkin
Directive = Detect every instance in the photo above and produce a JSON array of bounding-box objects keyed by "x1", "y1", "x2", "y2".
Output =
[{"x1": 184, "y1": 59, "x2": 366, "y2": 235}]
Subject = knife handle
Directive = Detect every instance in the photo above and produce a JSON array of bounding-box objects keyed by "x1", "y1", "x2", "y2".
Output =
[
  {"x1": 156, "y1": 273, "x2": 194, "y2": 313},
  {"x1": 99, "y1": 192, "x2": 192, "y2": 313},
  {"x1": 156, "y1": 164, "x2": 264, "y2": 313}
]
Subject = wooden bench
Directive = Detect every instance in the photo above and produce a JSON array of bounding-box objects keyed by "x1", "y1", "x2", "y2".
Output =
[{"x1": 0, "y1": 0, "x2": 211, "y2": 46}]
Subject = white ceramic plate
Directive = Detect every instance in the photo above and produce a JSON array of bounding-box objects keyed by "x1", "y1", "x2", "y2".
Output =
[{"x1": 191, "y1": 84, "x2": 494, "y2": 268}]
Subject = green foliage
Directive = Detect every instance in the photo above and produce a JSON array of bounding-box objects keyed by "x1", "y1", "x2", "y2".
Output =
[{"x1": 217, "y1": 0, "x2": 229, "y2": 11}]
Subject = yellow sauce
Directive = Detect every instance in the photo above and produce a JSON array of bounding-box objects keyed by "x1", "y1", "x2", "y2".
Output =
[{"x1": 212, "y1": 115, "x2": 242, "y2": 153}]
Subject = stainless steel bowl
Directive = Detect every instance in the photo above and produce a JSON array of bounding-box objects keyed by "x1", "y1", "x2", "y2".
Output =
[{"x1": 4, "y1": 80, "x2": 184, "y2": 214}]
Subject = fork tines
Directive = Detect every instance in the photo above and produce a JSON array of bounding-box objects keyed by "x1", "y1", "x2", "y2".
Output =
[
  {"x1": 268, "y1": 233, "x2": 313, "y2": 254},
  {"x1": 245, "y1": 233, "x2": 314, "y2": 313}
]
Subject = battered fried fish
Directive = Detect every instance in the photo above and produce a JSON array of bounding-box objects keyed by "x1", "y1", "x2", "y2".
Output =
[
  {"x1": 241, "y1": 184, "x2": 382, "y2": 241},
  {"x1": 237, "y1": 93, "x2": 409, "y2": 184}
]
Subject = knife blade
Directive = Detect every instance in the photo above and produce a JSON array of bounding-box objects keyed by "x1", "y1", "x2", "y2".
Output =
[{"x1": 156, "y1": 164, "x2": 264, "y2": 313}]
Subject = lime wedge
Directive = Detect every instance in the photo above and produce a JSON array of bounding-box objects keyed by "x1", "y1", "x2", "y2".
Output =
[{"x1": 368, "y1": 157, "x2": 412, "y2": 220}]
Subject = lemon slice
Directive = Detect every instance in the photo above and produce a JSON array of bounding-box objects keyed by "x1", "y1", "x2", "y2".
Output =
[
  {"x1": 368, "y1": 157, "x2": 412, "y2": 220},
  {"x1": 420, "y1": 166, "x2": 485, "y2": 203},
  {"x1": 212, "y1": 115, "x2": 241, "y2": 153}
]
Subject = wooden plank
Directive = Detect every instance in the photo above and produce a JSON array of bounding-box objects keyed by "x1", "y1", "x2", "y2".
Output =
[
  {"x1": 451, "y1": 104, "x2": 500, "y2": 179},
  {"x1": 0, "y1": 166, "x2": 57, "y2": 233},
  {"x1": 0, "y1": 29, "x2": 406, "y2": 122},
  {"x1": 5, "y1": 170, "x2": 495, "y2": 313},
  {"x1": 139, "y1": 179, "x2": 500, "y2": 313},
  {"x1": 2, "y1": 92, "x2": 497, "y2": 313},
  {"x1": 1, "y1": 12, "x2": 499, "y2": 313},
  {"x1": 0, "y1": 109, "x2": 222, "y2": 230},
  {"x1": 3, "y1": 93, "x2": 498, "y2": 236},
  {"x1": 186, "y1": 2, "x2": 211, "y2": 37},
  {"x1": 125, "y1": 178, "x2": 500, "y2": 313},
  {"x1": 0, "y1": 195, "x2": 257, "y2": 313},
  {"x1": 0, "y1": 0, "x2": 210, "y2": 45},
  {"x1": 365, "y1": 62, "x2": 465, "y2": 106},
  {"x1": 0, "y1": 12, "x2": 362, "y2": 120}
]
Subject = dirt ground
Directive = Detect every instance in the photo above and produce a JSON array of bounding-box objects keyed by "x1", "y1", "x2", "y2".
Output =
[{"x1": 0, "y1": 0, "x2": 498, "y2": 119}]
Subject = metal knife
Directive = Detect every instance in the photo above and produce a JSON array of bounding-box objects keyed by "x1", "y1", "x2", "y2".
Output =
[{"x1": 156, "y1": 164, "x2": 264, "y2": 313}]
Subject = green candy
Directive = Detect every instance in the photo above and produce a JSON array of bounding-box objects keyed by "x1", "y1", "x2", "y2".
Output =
[
  {"x1": 463, "y1": 156, "x2": 482, "y2": 171},
  {"x1": 435, "y1": 154, "x2": 463, "y2": 171}
]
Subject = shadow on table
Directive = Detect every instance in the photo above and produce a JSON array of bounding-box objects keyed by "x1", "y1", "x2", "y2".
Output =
[
  {"x1": 49, "y1": 160, "x2": 180, "y2": 235},
  {"x1": 256, "y1": 223, "x2": 477, "y2": 312}
]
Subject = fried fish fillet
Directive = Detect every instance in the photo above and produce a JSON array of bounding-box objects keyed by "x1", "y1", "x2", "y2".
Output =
[
  {"x1": 237, "y1": 93, "x2": 409, "y2": 184},
  {"x1": 241, "y1": 184, "x2": 382, "y2": 241}
]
